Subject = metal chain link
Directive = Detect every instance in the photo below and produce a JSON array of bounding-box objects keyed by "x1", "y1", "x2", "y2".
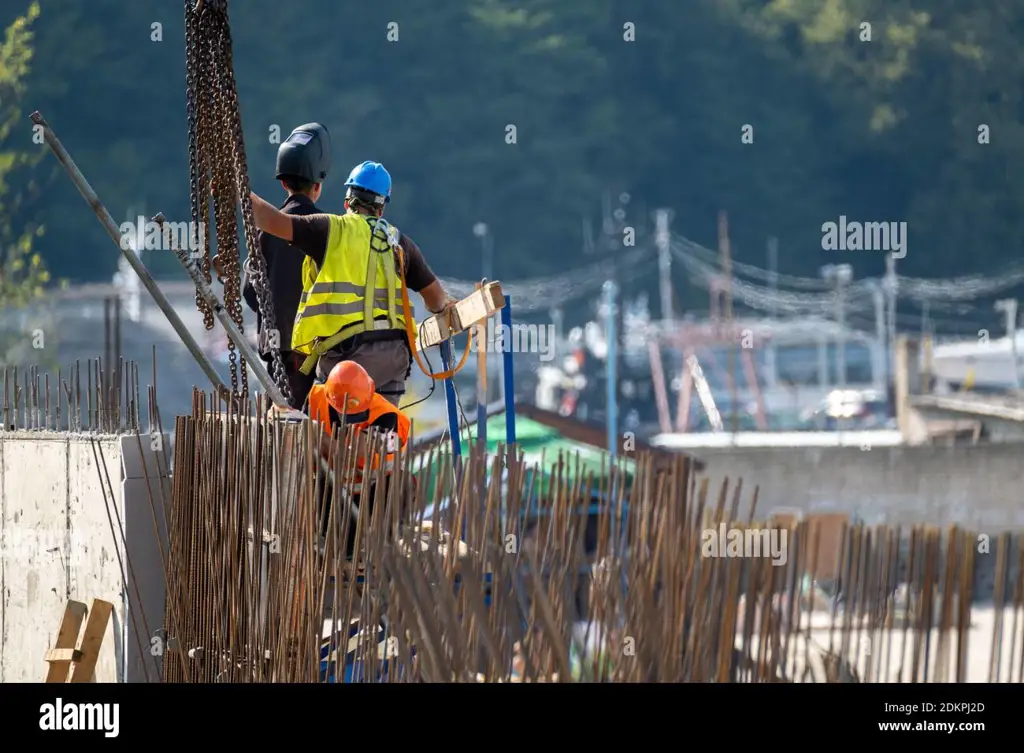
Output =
[
  {"x1": 185, "y1": 2, "x2": 213, "y2": 335},
  {"x1": 184, "y1": 0, "x2": 291, "y2": 403},
  {"x1": 218, "y1": 1, "x2": 290, "y2": 404}
]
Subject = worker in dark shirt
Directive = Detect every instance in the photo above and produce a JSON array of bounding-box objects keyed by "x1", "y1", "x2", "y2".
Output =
[
  {"x1": 248, "y1": 160, "x2": 454, "y2": 405},
  {"x1": 242, "y1": 123, "x2": 332, "y2": 409}
]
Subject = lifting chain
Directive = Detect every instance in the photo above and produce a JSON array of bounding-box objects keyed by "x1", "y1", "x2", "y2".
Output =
[{"x1": 183, "y1": 0, "x2": 292, "y2": 405}]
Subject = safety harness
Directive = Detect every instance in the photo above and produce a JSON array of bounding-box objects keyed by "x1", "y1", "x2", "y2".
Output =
[{"x1": 297, "y1": 218, "x2": 472, "y2": 381}]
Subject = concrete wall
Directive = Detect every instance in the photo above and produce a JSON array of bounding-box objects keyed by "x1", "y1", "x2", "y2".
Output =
[
  {"x1": 0, "y1": 432, "x2": 168, "y2": 682},
  {"x1": 694, "y1": 442, "x2": 1024, "y2": 530}
]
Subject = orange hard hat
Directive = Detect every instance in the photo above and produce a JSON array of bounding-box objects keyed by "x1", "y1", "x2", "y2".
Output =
[{"x1": 325, "y1": 361, "x2": 375, "y2": 414}]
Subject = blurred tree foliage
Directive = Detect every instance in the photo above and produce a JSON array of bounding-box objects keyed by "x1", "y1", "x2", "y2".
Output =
[
  {"x1": 0, "y1": 2, "x2": 61, "y2": 366},
  {"x1": 4, "y1": 0, "x2": 1021, "y2": 307}
]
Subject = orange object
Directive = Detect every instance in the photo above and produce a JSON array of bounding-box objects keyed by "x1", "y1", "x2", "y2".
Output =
[
  {"x1": 325, "y1": 360, "x2": 375, "y2": 414},
  {"x1": 308, "y1": 386, "x2": 411, "y2": 479}
]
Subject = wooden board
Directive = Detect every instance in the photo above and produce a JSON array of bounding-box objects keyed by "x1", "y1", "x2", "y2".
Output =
[
  {"x1": 417, "y1": 282, "x2": 505, "y2": 349},
  {"x1": 44, "y1": 601, "x2": 87, "y2": 683},
  {"x1": 805, "y1": 512, "x2": 850, "y2": 582}
]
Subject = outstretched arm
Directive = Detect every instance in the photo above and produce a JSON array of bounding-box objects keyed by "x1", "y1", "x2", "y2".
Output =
[{"x1": 249, "y1": 192, "x2": 295, "y2": 242}]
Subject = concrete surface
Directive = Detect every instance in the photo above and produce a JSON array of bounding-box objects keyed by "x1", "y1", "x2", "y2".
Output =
[
  {"x1": 740, "y1": 606, "x2": 1023, "y2": 683},
  {"x1": 0, "y1": 432, "x2": 168, "y2": 682},
  {"x1": 692, "y1": 443, "x2": 1024, "y2": 531}
]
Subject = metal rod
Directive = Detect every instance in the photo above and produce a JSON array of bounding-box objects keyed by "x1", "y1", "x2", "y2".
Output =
[
  {"x1": 501, "y1": 295, "x2": 516, "y2": 447},
  {"x1": 476, "y1": 282, "x2": 487, "y2": 447},
  {"x1": 31, "y1": 111, "x2": 228, "y2": 393},
  {"x1": 604, "y1": 282, "x2": 617, "y2": 456},
  {"x1": 440, "y1": 341, "x2": 461, "y2": 459},
  {"x1": 154, "y1": 213, "x2": 287, "y2": 406}
]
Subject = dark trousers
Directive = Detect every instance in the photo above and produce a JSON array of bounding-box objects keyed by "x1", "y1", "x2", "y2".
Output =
[
  {"x1": 261, "y1": 350, "x2": 316, "y2": 409},
  {"x1": 318, "y1": 474, "x2": 415, "y2": 560}
]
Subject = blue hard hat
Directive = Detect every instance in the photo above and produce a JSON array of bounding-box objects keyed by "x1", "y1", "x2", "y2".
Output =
[{"x1": 343, "y1": 161, "x2": 391, "y2": 203}]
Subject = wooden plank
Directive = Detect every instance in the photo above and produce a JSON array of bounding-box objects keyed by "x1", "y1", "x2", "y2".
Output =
[
  {"x1": 769, "y1": 509, "x2": 802, "y2": 530},
  {"x1": 805, "y1": 513, "x2": 850, "y2": 582},
  {"x1": 417, "y1": 282, "x2": 505, "y2": 349},
  {"x1": 44, "y1": 649, "x2": 83, "y2": 662},
  {"x1": 69, "y1": 599, "x2": 113, "y2": 683},
  {"x1": 44, "y1": 600, "x2": 87, "y2": 683}
]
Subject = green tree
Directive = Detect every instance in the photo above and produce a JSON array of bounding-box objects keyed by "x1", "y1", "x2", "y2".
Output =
[{"x1": 0, "y1": 2, "x2": 60, "y2": 366}]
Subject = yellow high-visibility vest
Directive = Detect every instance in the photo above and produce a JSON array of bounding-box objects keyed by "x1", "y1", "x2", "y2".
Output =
[{"x1": 291, "y1": 213, "x2": 410, "y2": 354}]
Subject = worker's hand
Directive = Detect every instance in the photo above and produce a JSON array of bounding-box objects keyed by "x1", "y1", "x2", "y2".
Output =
[{"x1": 436, "y1": 295, "x2": 457, "y2": 317}]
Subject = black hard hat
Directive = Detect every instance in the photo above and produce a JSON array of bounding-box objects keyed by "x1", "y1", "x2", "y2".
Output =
[{"x1": 275, "y1": 123, "x2": 332, "y2": 183}]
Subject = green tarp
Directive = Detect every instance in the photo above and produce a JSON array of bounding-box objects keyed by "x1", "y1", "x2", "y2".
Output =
[{"x1": 413, "y1": 414, "x2": 635, "y2": 502}]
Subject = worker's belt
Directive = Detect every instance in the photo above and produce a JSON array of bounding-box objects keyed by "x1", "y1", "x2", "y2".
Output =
[{"x1": 298, "y1": 319, "x2": 405, "y2": 375}]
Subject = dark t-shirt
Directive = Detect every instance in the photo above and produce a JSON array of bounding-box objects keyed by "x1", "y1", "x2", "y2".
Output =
[{"x1": 290, "y1": 214, "x2": 437, "y2": 292}]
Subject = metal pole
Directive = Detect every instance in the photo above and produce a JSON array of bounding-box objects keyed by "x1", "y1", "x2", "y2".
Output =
[
  {"x1": 871, "y1": 284, "x2": 886, "y2": 389},
  {"x1": 114, "y1": 296, "x2": 122, "y2": 414},
  {"x1": 441, "y1": 341, "x2": 461, "y2": 459},
  {"x1": 836, "y1": 275, "x2": 846, "y2": 389},
  {"x1": 501, "y1": 296, "x2": 516, "y2": 446},
  {"x1": 31, "y1": 112, "x2": 227, "y2": 393},
  {"x1": 884, "y1": 255, "x2": 897, "y2": 389},
  {"x1": 30, "y1": 114, "x2": 228, "y2": 395},
  {"x1": 604, "y1": 281, "x2": 618, "y2": 457},
  {"x1": 718, "y1": 211, "x2": 738, "y2": 432},
  {"x1": 995, "y1": 299, "x2": 1020, "y2": 390},
  {"x1": 1011, "y1": 301, "x2": 1019, "y2": 391},
  {"x1": 475, "y1": 283, "x2": 488, "y2": 447},
  {"x1": 158, "y1": 213, "x2": 287, "y2": 405},
  {"x1": 655, "y1": 209, "x2": 673, "y2": 324},
  {"x1": 766, "y1": 238, "x2": 778, "y2": 390},
  {"x1": 474, "y1": 223, "x2": 493, "y2": 447}
]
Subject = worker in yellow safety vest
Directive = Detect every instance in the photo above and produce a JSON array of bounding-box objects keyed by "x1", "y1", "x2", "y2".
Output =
[{"x1": 248, "y1": 161, "x2": 456, "y2": 406}]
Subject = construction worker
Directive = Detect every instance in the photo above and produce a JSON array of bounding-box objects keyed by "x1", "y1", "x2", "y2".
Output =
[
  {"x1": 248, "y1": 160, "x2": 455, "y2": 406},
  {"x1": 307, "y1": 360, "x2": 413, "y2": 559},
  {"x1": 242, "y1": 123, "x2": 332, "y2": 409}
]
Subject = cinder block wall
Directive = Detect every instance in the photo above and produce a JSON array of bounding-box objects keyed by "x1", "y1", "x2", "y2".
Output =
[{"x1": 0, "y1": 433, "x2": 168, "y2": 682}]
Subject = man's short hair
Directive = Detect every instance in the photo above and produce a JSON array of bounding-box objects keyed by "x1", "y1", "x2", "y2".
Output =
[{"x1": 281, "y1": 175, "x2": 315, "y2": 195}]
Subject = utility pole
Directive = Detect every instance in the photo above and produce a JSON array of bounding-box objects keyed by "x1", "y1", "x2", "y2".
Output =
[
  {"x1": 655, "y1": 208, "x2": 674, "y2": 324},
  {"x1": 995, "y1": 298, "x2": 1020, "y2": 390},
  {"x1": 718, "y1": 211, "x2": 738, "y2": 432},
  {"x1": 821, "y1": 264, "x2": 853, "y2": 389},
  {"x1": 604, "y1": 280, "x2": 618, "y2": 457},
  {"x1": 766, "y1": 237, "x2": 778, "y2": 391},
  {"x1": 870, "y1": 283, "x2": 886, "y2": 389},
  {"x1": 884, "y1": 256, "x2": 897, "y2": 368}
]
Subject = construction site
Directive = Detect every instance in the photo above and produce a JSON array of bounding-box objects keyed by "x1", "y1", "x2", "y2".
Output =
[{"x1": 1, "y1": 1, "x2": 1023, "y2": 688}]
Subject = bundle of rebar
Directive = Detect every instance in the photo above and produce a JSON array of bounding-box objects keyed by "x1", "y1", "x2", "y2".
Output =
[{"x1": 158, "y1": 390, "x2": 1024, "y2": 683}]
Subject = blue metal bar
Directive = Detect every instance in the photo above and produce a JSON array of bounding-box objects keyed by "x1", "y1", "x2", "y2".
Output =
[
  {"x1": 440, "y1": 340, "x2": 461, "y2": 459},
  {"x1": 501, "y1": 295, "x2": 516, "y2": 446},
  {"x1": 604, "y1": 282, "x2": 618, "y2": 458}
]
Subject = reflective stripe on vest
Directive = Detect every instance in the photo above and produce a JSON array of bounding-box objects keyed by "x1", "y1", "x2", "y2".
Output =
[
  {"x1": 291, "y1": 214, "x2": 409, "y2": 354},
  {"x1": 298, "y1": 283, "x2": 415, "y2": 320}
]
